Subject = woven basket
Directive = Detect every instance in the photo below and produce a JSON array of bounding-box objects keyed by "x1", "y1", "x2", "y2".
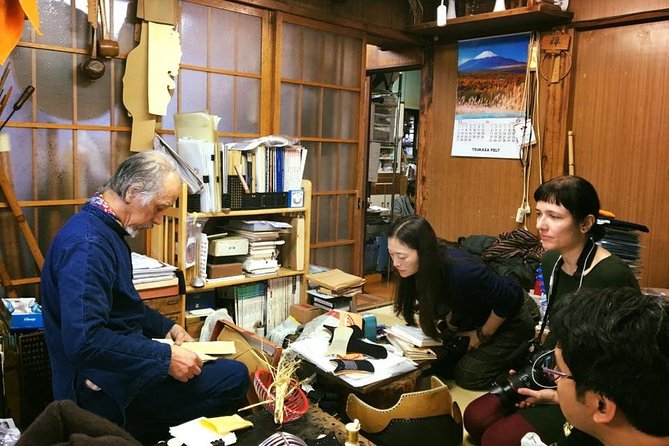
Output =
[{"x1": 253, "y1": 369, "x2": 309, "y2": 423}]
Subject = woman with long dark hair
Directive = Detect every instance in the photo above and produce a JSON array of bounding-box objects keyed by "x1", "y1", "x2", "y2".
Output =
[
  {"x1": 388, "y1": 215, "x2": 539, "y2": 390},
  {"x1": 463, "y1": 175, "x2": 640, "y2": 446}
]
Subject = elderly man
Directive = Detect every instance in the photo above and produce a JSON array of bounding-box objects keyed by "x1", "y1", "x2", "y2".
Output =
[
  {"x1": 41, "y1": 151, "x2": 248, "y2": 443},
  {"x1": 520, "y1": 287, "x2": 669, "y2": 446}
]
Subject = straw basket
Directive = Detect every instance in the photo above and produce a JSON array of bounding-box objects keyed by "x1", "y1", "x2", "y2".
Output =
[{"x1": 253, "y1": 369, "x2": 309, "y2": 423}]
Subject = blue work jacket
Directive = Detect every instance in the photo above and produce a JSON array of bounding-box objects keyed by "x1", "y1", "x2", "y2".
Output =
[{"x1": 41, "y1": 203, "x2": 174, "y2": 415}]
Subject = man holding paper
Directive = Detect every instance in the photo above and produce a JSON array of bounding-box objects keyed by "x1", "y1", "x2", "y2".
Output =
[{"x1": 41, "y1": 151, "x2": 248, "y2": 443}]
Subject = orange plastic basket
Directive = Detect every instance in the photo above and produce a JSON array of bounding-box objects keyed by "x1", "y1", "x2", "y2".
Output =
[{"x1": 253, "y1": 369, "x2": 309, "y2": 423}]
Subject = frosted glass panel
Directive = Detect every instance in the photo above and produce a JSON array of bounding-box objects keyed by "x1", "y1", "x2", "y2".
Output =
[
  {"x1": 210, "y1": 74, "x2": 234, "y2": 132},
  {"x1": 302, "y1": 28, "x2": 323, "y2": 83},
  {"x1": 317, "y1": 195, "x2": 335, "y2": 243},
  {"x1": 236, "y1": 14, "x2": 262, "y2": 74},
  {"x1": 160, "y1": 74, "x2": 179, "y2": 130},
  {"x1": 281, "y1": 23, "x2": 301, "y2": 79},
  {"x1": 210, "y1": 10, "x2": 261, "y2": 74},
  {"x1": 114, "y1": 60, "x2": 132, "y2": 127},
  {"x1": 5, "y1": 48, "x2": 34, "y2": 123},
  {"x1": 37, "y1": 129, "x2": 74, "y2": 200},
  {"x1": 181, "y1": 2, "x2": 208, "y2": 66},
  {"x1": 77, "y1": 131, "x2": 111, "y2": 198},
  {"x1": 322, "y1": 34, "x2": 341, "y2": 85},
  {"x1": 35, "y1": 51, "x2": 75, "y2": 124},
  {"x1": 303, "y1": 141, "x2": 319, "y2": 190},
  {"x1": 337, "y1": 144, "x2": 357, "y2": 190},
  {"x1": 4, "y1": 128, "x2": 34, "y2": 201},
  {"x1": 112, "y1": 0, "x2": 138, "y2": 56},
  {"x1": 319, "y1": 143, "x2": 337, "y2": 190},
  {"x1": 235, "y1": 77, "x2": 260, "y2": 134},
  {"x1": 342, "y1": 36, "x2": 362, "y2": 87},
  {"x1": 341, "y1": 91, "x2": 359, "y2": 139},
  {"x1": 280, "y1": 84, "x2": 299, "y2": 136},
  {"x1": 337, "y1": 195, "x2": 352, "y2": 240},
  {"x1": 35, "y1": 0, "x2": 76, "y2": 47},
  {"x1": 334, "y1": 245, "x2": 353, "y2": 271},
  {"x1": 210, "y1": 9, "x2": 236, "y2": 71},
  {"x1": 322, "y1": 89, "x2": 340, "y2": 139},
  {"x1": 312, "y1": 247, "x2": 333, "y2": 269},
  {"x1": 300, "y1": 86, "x2": 320, "y2": 137},
  {"x1": 77, "y1": 55, "x2": 112, "y2": 126},
  {"x1": 38, "y1": 207, "x2": 75, "y2": 257},
  {"x1": 180, "y1": 70, "x2": 207, "y2": 113}
]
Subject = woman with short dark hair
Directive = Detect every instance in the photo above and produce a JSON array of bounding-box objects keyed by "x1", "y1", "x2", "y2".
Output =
[{"x1": 463, "y1": 175, "x2": 639, "y2": 446}]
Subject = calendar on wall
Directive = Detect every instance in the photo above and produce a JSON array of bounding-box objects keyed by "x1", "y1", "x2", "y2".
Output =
[
  {"x1": 452, "y1": 33, "x2": 531, "y2": 159},
  {"x1": 452, "y1": 116, "x2": 534, "y2": 159}
]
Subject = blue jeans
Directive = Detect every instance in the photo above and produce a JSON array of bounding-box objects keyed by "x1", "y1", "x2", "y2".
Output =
[{"x1": 78, "y1": 359, "x2": 249, "y2": 444}]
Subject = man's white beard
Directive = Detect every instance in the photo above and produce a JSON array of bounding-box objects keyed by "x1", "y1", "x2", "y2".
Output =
[
  {"x1": 125, "y1": 227, "x2": 139, "y2": 238},
  {"x1": 125, "y1": 224, "x2": 153, "y2": 238}
]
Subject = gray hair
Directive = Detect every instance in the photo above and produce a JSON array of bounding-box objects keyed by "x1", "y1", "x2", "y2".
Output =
[{"x1": 103, "y1": 151, "x2": 178, "y2": 206}]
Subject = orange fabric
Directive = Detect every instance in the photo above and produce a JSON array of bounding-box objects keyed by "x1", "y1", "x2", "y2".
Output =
[
  {"x1": 0, "y1": 0, "x2": 41, "y2": 65},
  {"x1": 18, "y1": 0, "x2": 41, "y2": 34}
]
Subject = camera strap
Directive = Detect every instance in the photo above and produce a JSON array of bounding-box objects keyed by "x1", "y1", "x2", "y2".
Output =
[{"x1": 534, "y1": 238, "x2": 597, "y2": 345}]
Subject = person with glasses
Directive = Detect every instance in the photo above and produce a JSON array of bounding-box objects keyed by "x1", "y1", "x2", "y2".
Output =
[
  {"x1": 463, "y1": 176, "x2": 640, "y2": 446},
  {"x1": 544, "y1": 286, "x2": 669, "y2": 446}
]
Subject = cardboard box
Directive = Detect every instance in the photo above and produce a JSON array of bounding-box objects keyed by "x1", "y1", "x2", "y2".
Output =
[
  {"x1": 289, "y1": 303, "x2": 324, "y2": 324},
  {"x1": 185, "y1": 314, "x2": 206, "y2": 340}
]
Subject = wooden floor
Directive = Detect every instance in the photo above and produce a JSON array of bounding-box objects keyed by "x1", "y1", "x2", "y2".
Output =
[{"x1": 363, "y1": 273, "x2": 395, "y2": 301}]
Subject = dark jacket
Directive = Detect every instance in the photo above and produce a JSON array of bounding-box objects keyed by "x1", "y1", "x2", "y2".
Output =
[
  {"x1": 41, "y1": 203, "x2": 174, "y2": 416},
  {"x1": 437, "y1": 246, "x2": 525, "y2": 329}
]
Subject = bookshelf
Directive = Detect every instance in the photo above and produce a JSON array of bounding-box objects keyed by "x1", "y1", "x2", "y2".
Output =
[{"x1": 148, "y1": 180, "x2": 312, "y2": 327}]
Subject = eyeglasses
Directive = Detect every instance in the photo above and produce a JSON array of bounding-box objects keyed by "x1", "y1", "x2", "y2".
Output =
[{"x1": 542, "y1": 366, "x2": 574, "y2": 382}]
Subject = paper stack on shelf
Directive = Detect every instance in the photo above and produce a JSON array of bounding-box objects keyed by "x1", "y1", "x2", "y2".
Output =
[
  {"x1": 597, "y1": 216, "x2": 649, "y2": 281},
  {"x1": 305, "y1": 269, "x2": 365, "y2": 311},
  {"x1": 226, "y1": 220, "x2": 292, "y2": 277},
  {"x1": 131, "y1": 253, "x2": 179, "y2": 298}
]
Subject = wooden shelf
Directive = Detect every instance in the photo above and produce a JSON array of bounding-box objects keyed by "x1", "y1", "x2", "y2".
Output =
[
  {"x1": 406, "y1": 3, "x2": 573, "y2": 41},
  {"x1": 185, "y1": 268, "x2": 304, "y2": 293}
]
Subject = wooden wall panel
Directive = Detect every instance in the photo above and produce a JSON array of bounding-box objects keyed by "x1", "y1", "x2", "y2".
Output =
[
  {"x1": 366, "y1": 45, "x2": 422, "y2": 72},
  {"x1": 570, "y1": 0, "x2": 669, "y2": 22},
  {"x1": 569, "y1": 22, "x2": 669, "y2": 287},
  {"x1": 419, "y1": 44, "x2": 530, "y2": 242}
]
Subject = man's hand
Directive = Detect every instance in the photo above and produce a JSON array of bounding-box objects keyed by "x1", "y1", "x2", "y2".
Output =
[
  {"x1": 168, "y1": 344, "x2": 203, "y2": 382},
  {"x1": 165, "y1": 324, "x2": 193, "y2": 345},
  {"x1": 516, "y1": 388, "x2": 559, "y2": 408}
]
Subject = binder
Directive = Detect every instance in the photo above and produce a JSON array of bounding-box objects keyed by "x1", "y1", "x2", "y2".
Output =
[{"x1": 174, "y1": 112, "x2": 222, "y2": 212}]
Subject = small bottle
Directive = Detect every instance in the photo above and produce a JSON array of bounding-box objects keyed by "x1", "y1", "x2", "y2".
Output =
[{"x1": 345, "y1": 418, "x2": 360, "y2": 446}]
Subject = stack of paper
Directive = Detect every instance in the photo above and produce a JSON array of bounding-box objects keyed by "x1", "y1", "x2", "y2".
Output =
[
  {"x1": 131, "y1": 252, "x2": 177, "y2": 286},
  {"x1": 386, "y1": 324, "x2": 442, "y2": 348},
  {"x1": 385, "y1": 331, "x2": 438, "y2": 362},
  {"x1": 306, "y1": 269, "x2": 365, "y2": 310},
  {"x1": 227, "y1": 220, "x2": 292, "y2": 277}
]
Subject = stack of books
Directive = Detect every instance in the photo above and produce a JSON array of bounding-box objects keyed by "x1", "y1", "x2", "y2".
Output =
[
  {"x1": 385, "y1": 331, "x2": 438, "y2": 362},
  {"x1": 305, "y1": 268, "x2": 365, "y2": 311},
  {"x1": 131, "y1": 253, "x2": 179, "y2": 298},
  {"x1": 226, "y1": 220, "x2": 292, "y2": 277},
  {"x1": 598, "y1": 217, "x2": 649, "y2": 281},
  {"x1": 385, "y1": 324, "x2": 442, "y2": 348}
]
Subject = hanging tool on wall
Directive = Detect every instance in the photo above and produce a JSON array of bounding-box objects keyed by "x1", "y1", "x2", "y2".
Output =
[
  {"x1": 0, "y1": 83, "x2": 42, "y2": 298},
  {"x1": 539, "y1": 32, "x2": 572, "y2": 84}
]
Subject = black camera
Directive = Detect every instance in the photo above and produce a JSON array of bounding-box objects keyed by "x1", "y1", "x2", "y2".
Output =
[
  {"x1": 440, "y1": 330, "x2": 470, "y2": 363},
  {"x1": 490, "y1": 346, "x2": 556, "y2": 409}
]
